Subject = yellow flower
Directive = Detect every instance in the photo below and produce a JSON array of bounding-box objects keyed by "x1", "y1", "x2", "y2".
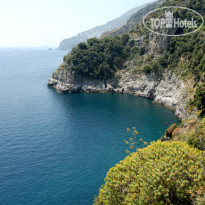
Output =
[
  {"x1": 125, "y1": 149, "x2": 129, "y2": 154},
  {"x1": 96, "y1": 141, "x2": 205, "y2": 204},
  {"x1": 127, "y1": 128, "x2": 130, "y2": 132},
  {"x1": 144, "y1": 141, "x2": 148, "y2": 145},
  {"x1": 124, "y1": 140, "x2": 129, "y2": 144}
]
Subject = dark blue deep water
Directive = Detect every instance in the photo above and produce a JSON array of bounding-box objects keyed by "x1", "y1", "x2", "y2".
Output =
[{"x1": 0, "y1": 48, "x2": 180, "y2": 205}]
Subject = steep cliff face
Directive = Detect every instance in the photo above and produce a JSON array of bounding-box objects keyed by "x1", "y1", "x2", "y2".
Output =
[
  {"x1": 49, "y1": 0, "x2": 205, "y2": 120},
  {"x1": 48, "y1": 31, "x2": 192, "y2": 120},
  {"x1": 48, "y1": 69, "x2": 192, "y2": 120}
]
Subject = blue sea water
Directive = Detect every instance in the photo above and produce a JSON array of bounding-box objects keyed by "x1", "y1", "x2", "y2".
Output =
[{"x1": 0, "y1": 48, "x2": 180, "y2": 205}]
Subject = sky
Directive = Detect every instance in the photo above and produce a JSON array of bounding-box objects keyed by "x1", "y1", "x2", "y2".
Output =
[{"x1": 0, "y1": 0, "x2": 154, "y2": 47}]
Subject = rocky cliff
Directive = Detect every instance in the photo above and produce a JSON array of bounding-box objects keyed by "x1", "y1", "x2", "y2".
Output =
[
  {"x1": 49, "y1": 0, "x2": 204, "y2": 120},
  {"x1": 48, "y1": 68, "x2": 193, "y2": 120}
]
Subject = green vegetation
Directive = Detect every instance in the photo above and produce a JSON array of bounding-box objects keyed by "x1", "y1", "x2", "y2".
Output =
[
  {"x1": 56, "y1": 1, "x2": 205, "y2": 204},
  {"x1": 127, "y1": 0, "x2": 205, "y2": 78},
  {"x1": 134, "y1": 24, "x2": 205, "y2": 78},
  {"x1": 190, "y1": 117, "x2": 205, "y2": 151},
  {"x1": 60, "y1": 0, "x2": 205, "y2": 81},
  {"x1": 92, "y1": 1, "x2": 205, "y2": 204},
  {"x1": 166, "y1": 33, "x2": 205, "y2": 79},
  {"x1": 161, "y1": 124, "x2": 178, "y2": 141},
  {"x1": 194, "y1": 83, "x2": 205, "y2": 116},
  {"x1": 162, "y1": 0, "x2": 205, "y2": 11},
  {"x1": 142, "y1": 62, "x2": 160, "y2": 74},
  {"x1": 63, "y1": 34, "x2": 133, "y2": 79},
  {"x1": 171, "y1": 115, "x2": 205, "y2": 150},
  {"x1": 94, "y1": 141, "x2": 205, "y2": 205},
  {"x1": 142, "y1": 65, "x2": 152, "y2": 74},
  {"x1": 165, "y1": 124, "x2": 177, "y2": 137}
]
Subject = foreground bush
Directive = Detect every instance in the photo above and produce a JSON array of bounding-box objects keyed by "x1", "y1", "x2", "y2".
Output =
[{"x1": 94, "y1": 141, "x2": 204, "y2": 205}]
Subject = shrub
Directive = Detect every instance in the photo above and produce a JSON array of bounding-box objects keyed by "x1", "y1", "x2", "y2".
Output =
[
  {"x1": 166, "y1": 124, "x2": 178, "y2": 137},
  {"x1": 188, "y1": 117, "x2": 205, "y2": 150},
  {"x1": 151, "y1": 62, "x2": 159, "y2": 72},
  {"x1": 158, "y1": 54, "x2": 168, "y2": 68},
  {"x1": 166, "y1": 30, "x2": 205, "y2": 78},
  {"x1": 78, "y1": 42, "x2": 87, "y2": 50},
  {"x1": 128, "y1": 39, "x2": 135, "y2": 47},
  {"x1": 139, "y1": 46, "x2": 146, "y2": 55},
  {"x1": 143, "y1": 65, "x2": 152, "y2": 74},
  {"x1": 94, "y1": 141, "x2": 204, "y2": 205},
  {"x1": 188, "y1": 134, "x2": 205, "y2": 150},
  {"x1": 65, "y1": 35, "x2": 133, "y2": 80},
  {"x1": 147, "y1": 54, "x2": 154, "y2": 62},
  {"x1": 194, "y1": 83, "x2": 205, "y2": 116},
  {"x1": 121, "y1": 34, "x2": 130, "y2": 46}
]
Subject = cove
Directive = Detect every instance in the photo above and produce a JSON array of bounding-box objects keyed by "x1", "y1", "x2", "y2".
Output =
[{"x1": 0, "y1": 49, "x2": 180, "y2": 205}]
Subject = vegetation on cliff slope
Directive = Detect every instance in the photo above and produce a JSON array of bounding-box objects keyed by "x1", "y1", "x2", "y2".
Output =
[
  {"x1": 53, "y1": 0, "x2": 205, "y2": 203},
  {"x1": 92, "y1": 1, "x2": 205, "y2": 204},
  {"x1": 94, "y1": 141, "x2": 205, "y2": 205},
  {"x1": 59, "y1": 0, "x2": 205, "y2": 82},
  {"x1": 164, "y1": 32, "x2": 205, "y2": 79},
  {"x1": 105, "y1": 0, "x2": 205, "y2": 37},
  {"x1": 194, "y1": 83, "x2": 205, "y2": 116},
  {"x1": 63, "y1": 34, "x2": 134, "y2": 79}
]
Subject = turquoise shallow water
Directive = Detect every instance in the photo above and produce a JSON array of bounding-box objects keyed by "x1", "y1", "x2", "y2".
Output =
[{"x1": 0, "y1": 48, "x2": 180, "y2": 205}]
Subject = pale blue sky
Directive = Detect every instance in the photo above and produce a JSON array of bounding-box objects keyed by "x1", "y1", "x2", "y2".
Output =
[{"x1": 0, "y1": 0, "x2": 154, "y2": 47}]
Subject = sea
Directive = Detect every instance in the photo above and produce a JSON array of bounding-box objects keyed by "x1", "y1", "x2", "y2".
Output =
[{"x1": 0, "y1": 48, "x2": 180, "y2": 205}]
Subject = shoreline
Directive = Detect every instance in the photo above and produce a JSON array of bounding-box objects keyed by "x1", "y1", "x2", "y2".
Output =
[{"x1": 47, "y1": 71, "x2": 193, "y2": 120}]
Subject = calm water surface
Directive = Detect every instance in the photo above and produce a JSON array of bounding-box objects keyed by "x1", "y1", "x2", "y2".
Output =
[{"x1": 0, "y1": 48, "x2": 180, "y2": 204}]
